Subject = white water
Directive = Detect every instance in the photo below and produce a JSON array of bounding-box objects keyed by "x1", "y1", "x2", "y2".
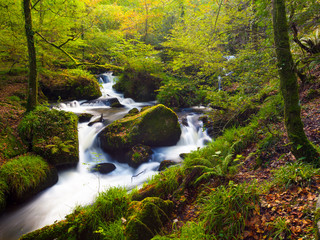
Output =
[{"x1": 0, "y1": 72, "x2": 211, "y2": 240}]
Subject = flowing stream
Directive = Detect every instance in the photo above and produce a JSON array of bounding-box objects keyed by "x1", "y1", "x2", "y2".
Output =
[{"x1": 0, "y1": 73, "x2": 211, "y2": 240}]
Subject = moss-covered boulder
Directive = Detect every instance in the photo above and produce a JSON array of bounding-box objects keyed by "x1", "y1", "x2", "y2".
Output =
[
  {"x1": 40, "y1": 69, "x2": 102, "y2": 101},
  {"x1": 18, "y1": 106, "x2": 79, "y2": 166},
  {"x1": 125, "y1": 197, "x2": 174, "y2": 240},
  {"x1": 125, "y1": 144, "x2": 153, "y2": 168},
  {"x1": 0, "y1": 154, "x2": 58, "y2": 204},
  {"x1": 98, "y1": 104, "x2": 181, "y2": 153},
  {"x1": 113, "y1": 68, "x2": 162, "y2": 102}
]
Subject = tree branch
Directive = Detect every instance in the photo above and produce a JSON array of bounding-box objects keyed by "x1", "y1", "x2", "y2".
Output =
[
  {"x1": 35, "y1": 31, "x2": 79, "y2": 64},
  {"x1": 32, "y1": 0, "x2": 41, "y2": 9}
]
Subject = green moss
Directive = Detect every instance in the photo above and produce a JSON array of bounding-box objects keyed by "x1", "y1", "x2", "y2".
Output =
[
  {"x1": 0, "y1": 126, "x2": 27, "y2": 160},
  {"x1": 18, "y1": 106, "x2": 79, "y2": 166},
  {"x1": 0, "y1": 179, "x2": 9, "y2": 213},
  {"x1": 0, "y1": 154, "x2": 58, "y2": 203},
  {"x1": 40, "y1": 69, "x2": 102, "y2": 101},
  {"x1": 125, "y1": 197, "x2": 174, "y2": 240},
  {"x1": 99, "y1": 104, "x2": 181, "y2": 152}
]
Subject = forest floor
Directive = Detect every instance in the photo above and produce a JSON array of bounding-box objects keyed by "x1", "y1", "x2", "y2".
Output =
[
  {"x1": 1, "y1": 72, "x2": 320, "y2": 239},
  {"x1": 166, "y1": 80, "x2": 320, "y2": 239}
]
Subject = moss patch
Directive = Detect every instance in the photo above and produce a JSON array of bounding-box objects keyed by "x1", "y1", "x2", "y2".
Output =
[
  {"x1": 125, "y1": 197, "x2": 174, "y2": 240},
  {"x1": 99, "y1": 104, "x2": 181, "y2": 153},
  {"x1": 0, "y1": 154, "x2": 58, "y2": 203},
  {"x1": 18, "y1": 106, "x2": 79, "y2": 166}
]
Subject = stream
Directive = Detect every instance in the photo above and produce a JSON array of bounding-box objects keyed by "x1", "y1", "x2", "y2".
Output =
[{"x1": 0, "y1": 72, "x2": 211, "y2": 240}]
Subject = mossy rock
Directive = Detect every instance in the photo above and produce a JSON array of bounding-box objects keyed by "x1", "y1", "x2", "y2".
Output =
[
  {"x1": 113, "y1": 69, "x2": 162, "y2": 102},
  {"x1": 98, "y1": 104, "x2": 181, "y2": 153},
  {"x1": 125, "y1": 197, "x2": 174, "y2": 240},
  {"x1": 78, "y1": 113, "x2": 93, "y2": 123},
  {"x1": 125, "y1": 144, "x2": 153, "y2": 168},
  {"x1": 0, "y1": 154, "x2": 58, "y2": 204},
  {"x1": 18, "y1": 106, "x2": 79, "y2": 166},
  {"x1": 39, "y1": 69, "x2": 102, "y2": 101},
  {"x1": 0, "y1": 126, "x2": 27, "y2": 161},
  {"x1": 158, "y1": 160, "x2": 176, "y2": 171}
]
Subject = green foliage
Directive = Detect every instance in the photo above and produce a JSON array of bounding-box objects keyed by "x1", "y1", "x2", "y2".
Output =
[
  {"x1": 66, "y1": 187, "x2": 130, "y2": 239},
  {"x1": 272, "y1": 161, "x2": 320, "y2": 189},
  {"x1": 184, "y1": 142, "x2": 242, "y2": 184},
  {"x1": 145, "y1": 166, "x2": 183, "y2": 198},
  {"x1": 157, "y1": 76, "x2": 206, "y2": 108},
  {"x1": 200, "y1": 181, "x2": 259, "y2": 239},
  {"x1": 267, "y1": 217, "x2": 292, "y2": 240},
  {"x1": 0, "y1": 154, "x2": 57, "y2": 201},
  {"x1": 95, "y1": 220, "x2": 125, "y2": 240}
]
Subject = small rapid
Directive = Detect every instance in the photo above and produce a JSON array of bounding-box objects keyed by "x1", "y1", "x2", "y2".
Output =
[{"x1": 0, "y1": 72, "x2": 211, "y2": 240}]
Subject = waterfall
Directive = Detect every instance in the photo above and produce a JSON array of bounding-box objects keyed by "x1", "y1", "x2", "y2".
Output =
[{"x1": 0, "y1": 73, "x2": 212, "y2": 240}]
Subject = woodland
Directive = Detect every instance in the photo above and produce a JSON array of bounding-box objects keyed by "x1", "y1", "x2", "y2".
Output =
[{"x1": 0, "y1": 0, "x2": 320, "y2": 239}]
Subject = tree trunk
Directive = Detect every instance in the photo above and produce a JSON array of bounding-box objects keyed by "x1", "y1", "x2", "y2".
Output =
[
  {"x1": 272, "y1": 0, "x2": 319, "y2": 163},
  {"x1": 23, "y1": 0, "x2": 38, "y2": 112}
]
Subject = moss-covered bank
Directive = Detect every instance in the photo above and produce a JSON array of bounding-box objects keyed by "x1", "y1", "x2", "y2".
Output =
[
  {"x1": 18, "y1": 106, "x2": 79, "y2": 166},
  {"x1": 0, "y1": 154, "x2": 58, "y2": 211}
]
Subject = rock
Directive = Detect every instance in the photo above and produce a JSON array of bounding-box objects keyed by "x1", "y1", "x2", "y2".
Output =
[
  {"x1": 124, "y1": 108, "x2": 139, "y2": 118},
  {"x1": 125, "y1": 197, "x2": 174, "y2": 240},
  {"x1": 40, "y1": 69, "x2": 102, "y2": 101},
  {"x1": 98, "y1": 104, "x2": 181, "y2": 153},
  {"x1": 78, "y1": 113, "x2": 93, "y2": 123},
  {"x1": 88, "y1": 114, "x2": 104, "y2": 126},
  {"x1": 158, "y1": 160, "x2": 176, "y2": 171},
  {"x1": 18, "y1": 107, "x2": 79, "y2": 166},
  {"x1": 91, "y1": 163, "x2": 116, "y2": 174},
  {"x1": 125, "y1": 144, "x2": 153, "y2": 168},
  {"x1": 110, "y1": 98, "x2": 124, "y2": 108},
  {"x1": 179, "y1": 153, "x2": 189, "y2": 159}
]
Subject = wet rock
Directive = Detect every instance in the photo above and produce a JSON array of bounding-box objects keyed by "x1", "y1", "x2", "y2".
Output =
[
  {"x1": 78, "y1": 113, "x2": 93, "y2": 123},
  {"x1": 98, "y1": 104, "x2": 181, "y2": 153},
  {"x1": 92, "y1": 163, "x2": 116, "y2": 174},
  {"x1": 88, "y1": 114, "x2": 104, "y2": 126},
  {"x1": 125, "y1": 144, "x2": 153, "y2": 168},
  {"x1": 158, "y1": 160, "x2": 176, "y2": 171},
  {"x1": 124, "y1": 108, "x2": 139, "y2": 118}
]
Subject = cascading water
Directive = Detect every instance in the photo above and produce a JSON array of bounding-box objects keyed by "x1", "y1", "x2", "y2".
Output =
[{"x1": 0, "y1": 72, "x2": 211, "y2": 240}]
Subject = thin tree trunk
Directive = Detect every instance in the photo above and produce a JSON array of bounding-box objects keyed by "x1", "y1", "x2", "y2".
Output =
[
  {"x1": 272, "y1": 0, "x2": 319, "y2": 163},
  {"x1": 23, "y1": 0, "x2": 38, "y2": 112}
]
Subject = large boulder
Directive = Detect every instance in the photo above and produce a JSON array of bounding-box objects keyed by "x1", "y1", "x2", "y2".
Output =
[
  {"x1": 40, "y1": 69, "x2": 102, "y2": 101},
  {"x1": 18, "y1": 106, "x2": 79, "y2": 166},
  {"x1": 98, "y1": 104, "x2": 181, "y2": 153}
]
